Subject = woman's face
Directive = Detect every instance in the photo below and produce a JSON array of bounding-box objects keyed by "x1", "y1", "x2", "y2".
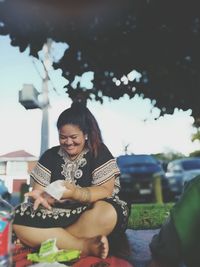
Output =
[{"x1": 58, "y1": 124, "x2": 86, "y2": 159}]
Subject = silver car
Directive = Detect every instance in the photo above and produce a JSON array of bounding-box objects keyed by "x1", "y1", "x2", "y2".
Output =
[{"x1": 165, "y1": 157, "x2": 200, "y2": 199}]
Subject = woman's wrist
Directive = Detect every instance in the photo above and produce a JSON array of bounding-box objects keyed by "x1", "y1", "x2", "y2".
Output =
[{"x1": 74, "y1": 187, "x2": 91, "y2": 203}]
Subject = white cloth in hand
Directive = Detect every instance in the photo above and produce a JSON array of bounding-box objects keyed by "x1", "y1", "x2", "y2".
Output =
[{"x1": 44, "y1": 180, "x2": 66, "y2": 200}]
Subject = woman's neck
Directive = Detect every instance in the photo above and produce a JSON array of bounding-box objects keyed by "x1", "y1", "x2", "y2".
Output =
[
  {"x1": 68, "y1": 154, "x2": 79, "y2": 161},
  {"x1": 65, "y1": 148, "x2": 87, "y2": 161}
]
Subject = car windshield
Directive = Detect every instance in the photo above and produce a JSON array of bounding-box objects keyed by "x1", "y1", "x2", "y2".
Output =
[
  {"x1": 117, "y1": 155, "x2": 157, "y2": 166},
  {"x1": 117, "y1": 154, "x2": 162, "y2": 172},
  {"x1": 123, "y1": 162, "x2": 157, "y2": 168},
  {"x1": 182, "y1": 159, "x2": 200, "y2": 170}
]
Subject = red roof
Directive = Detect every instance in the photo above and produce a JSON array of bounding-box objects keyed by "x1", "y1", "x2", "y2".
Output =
[{"x1": 0, "y1": 150, "x2": 36, "y2": 158}]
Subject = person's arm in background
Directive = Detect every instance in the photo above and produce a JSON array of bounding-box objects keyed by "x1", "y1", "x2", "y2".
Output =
[
  {"x1": 149, "y1": 175, "x2": 200, "y2": 267},
  {"x1": 149, "y1": 216, "x2": 182, "y2": 267}
]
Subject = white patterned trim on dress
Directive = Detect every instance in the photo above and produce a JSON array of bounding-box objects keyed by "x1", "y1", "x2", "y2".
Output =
[
  {"x1": 15, "y1": 203, "x2": 88, "y2": 220},
  {"x1": 112, "y1": 195, "x2": 129, "y2": 217},
  {"x1": 113, "y1": 175, "x2": 121, "y2": 195},
  {"x1": 58, "y1": 147, "x2": 88, "y2": 183},
  {"x1": 31, "y1": 162, "x2": 51, "y2": 186},
  {"x1": 92, "y1": 159, "x2": 120, "y2": 185}
]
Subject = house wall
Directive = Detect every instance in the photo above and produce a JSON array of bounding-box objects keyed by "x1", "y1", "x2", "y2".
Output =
[{"x1": 0, "y1": 159, "x2": 38, "y2": 193}]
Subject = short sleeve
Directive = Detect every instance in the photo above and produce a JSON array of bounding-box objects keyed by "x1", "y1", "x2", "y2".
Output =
[
  {"x1": 30, "y1": 149, "x2": 53, "y2": 187},
  {"x1": 91, "y1": 143, "x2": 120, "y2": 186}
]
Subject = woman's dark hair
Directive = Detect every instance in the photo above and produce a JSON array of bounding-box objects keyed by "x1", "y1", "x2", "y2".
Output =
[{"x1": 57, "y1": 102, "x2": 103, "y2": 157}]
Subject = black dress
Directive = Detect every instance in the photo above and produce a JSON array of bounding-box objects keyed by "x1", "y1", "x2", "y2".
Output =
[{"x1": 14, "y1": 143, "x2": 129, "y2": 237}]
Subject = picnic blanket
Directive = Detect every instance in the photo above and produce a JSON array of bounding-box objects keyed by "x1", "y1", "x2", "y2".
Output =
[
  {"x1": 12, "y1": 229, "x2": 159, "y2": 267},
  {"x1": 125, "y1": 229, "x2": 159, "y2": 267},
  {"x1": 13, "y1": 244, "x2": 36, "y2": 267},
  {"x1": 72, "y1": 256, "x2": 133, "y2": 267}
]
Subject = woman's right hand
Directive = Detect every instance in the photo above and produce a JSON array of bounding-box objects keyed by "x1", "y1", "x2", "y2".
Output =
[{"x1": 25, "y1": 189, "x2": 55, "y2": 210}]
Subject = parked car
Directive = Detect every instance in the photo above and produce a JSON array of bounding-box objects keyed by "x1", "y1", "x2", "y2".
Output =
[
  {"x1": 116, "y1": 154, "x2": 169, "y2": 203},
  {"x1": 165, "y1": 157, "x2": 200, "y2": 199}
]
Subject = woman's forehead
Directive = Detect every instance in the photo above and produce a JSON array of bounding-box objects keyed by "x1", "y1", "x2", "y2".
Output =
[{"x1": 59, "y1": 124, "x2": 82, "y2": 134}]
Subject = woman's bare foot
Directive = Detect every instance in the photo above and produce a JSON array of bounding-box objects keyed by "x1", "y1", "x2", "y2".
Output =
[{"x1": 82, "y1": 235, "x2": 109, "y2": 259}]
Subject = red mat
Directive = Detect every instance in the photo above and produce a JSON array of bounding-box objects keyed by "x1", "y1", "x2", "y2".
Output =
[
  {"x1": 72, "y1": 256, "x2": 134, "y2": 267},
  {"x1": 12, "y1": 244, "x2": 36, "y2": 267},
  {"x1": 12, "y1": 244, "x2": 134, "y2": 267}
]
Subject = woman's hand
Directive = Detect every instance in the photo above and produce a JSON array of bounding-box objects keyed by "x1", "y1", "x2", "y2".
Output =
[
  {"x1": 62, "y1": 181, "x2": 76, "y2": 200},
  {"x1": 62, "y1": 182, "x2": 91, "y2": 203},
  {"x1": 25, "y1": 189, "x2": 55, "y2": 210}
]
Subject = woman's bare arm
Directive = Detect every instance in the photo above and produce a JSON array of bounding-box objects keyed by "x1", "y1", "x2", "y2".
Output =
[{"x1": 62, "y1": 177, "x2": 115, "y2": 203}]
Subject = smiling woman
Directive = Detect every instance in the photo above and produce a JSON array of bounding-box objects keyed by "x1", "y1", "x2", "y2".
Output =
[{"x1": 13, "y1": 101, "x2": 129, "y2": 259}]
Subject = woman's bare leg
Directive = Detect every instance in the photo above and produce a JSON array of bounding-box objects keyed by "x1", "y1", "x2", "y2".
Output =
[
  {"x1": 13, "y1": 225, "x2": 108, "y2": 258},
  {"x1": 13, "y1": 200, "x2": 116, "y2": 259},
  {"x1": 67, "y1": 200, "x2": 117, "y2": 238}
]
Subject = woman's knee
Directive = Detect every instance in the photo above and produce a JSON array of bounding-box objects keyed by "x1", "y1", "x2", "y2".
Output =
[
  {"x1": 13, "y1": 225, "x2": 48, "y2": 248},
  {"x1": 90, "y1": 201, "x2": 117, "y2": 227},
  {"x1": 67, "y1": 201, "x2": 118, "y2": 237},
  {"x1": 13, "y1": 225, "x2": 36, "y2": 247}
]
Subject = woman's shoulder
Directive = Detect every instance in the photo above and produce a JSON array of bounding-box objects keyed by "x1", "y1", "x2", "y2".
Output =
[
  {"x1": 49, "y1": 145, "x2": 60, "y2": 153},
  {"x1": 89, "y1": 143, "x2": 115, "y2": 166},
  {"x1": 40, "y1": 145, "x2": 60, "y2": 158},
  {"x1": 98, "y1": 143, "x2": 113, "y2": 157},
  {"x1": 38, "y1": 146, "x2": 61, "y2": 166}
]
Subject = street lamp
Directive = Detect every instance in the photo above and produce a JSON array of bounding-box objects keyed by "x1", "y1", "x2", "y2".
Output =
[
  {"x1": 19, "y1": 84, "x2": 42, "y2": 109},
  {"x1": 19, "y1": 83, "x2": 50, "y2": 157},
  {"x1": 18, "y1": 39, "x2": 54, "y2": 156}
]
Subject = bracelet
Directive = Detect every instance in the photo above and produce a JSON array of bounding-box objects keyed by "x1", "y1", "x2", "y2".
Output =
[{"x1": 78, "y1": 187, "x2": 91, "y2": 203}]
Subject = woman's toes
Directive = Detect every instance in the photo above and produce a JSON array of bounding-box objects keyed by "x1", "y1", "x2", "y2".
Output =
[{"x1": 100, "y1": 236, "x2": 109, "y2": 259}]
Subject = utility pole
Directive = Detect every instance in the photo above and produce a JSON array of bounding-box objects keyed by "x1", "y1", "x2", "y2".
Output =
[
  {"x1": 19, "y1": 39, "x2": 52, "y2": 157},
  {"x1": 40, "y1": 73, "x2": 49, "y2": 156},
  {"x1": 40, "y1": 39, "x2": 52, "y2": 156}
]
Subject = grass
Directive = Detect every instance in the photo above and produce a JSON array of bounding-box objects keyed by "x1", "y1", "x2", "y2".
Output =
[{"x1": 127, "y1": 202, "x2": 174, "y2": 230}]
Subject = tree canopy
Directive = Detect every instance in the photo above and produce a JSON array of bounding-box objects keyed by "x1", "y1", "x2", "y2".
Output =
[{"x1": 0, "y1": 0, "x2": 200, "y2": 124}]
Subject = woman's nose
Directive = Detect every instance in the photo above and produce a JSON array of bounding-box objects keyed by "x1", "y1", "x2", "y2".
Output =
[{"x1": 64, "y1": 138, "x2": 72, "y2": 145}]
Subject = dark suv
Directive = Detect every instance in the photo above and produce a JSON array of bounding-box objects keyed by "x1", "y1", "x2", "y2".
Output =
[{"x1": 117, "y1": 154, "x2": 168, "y2": 203}]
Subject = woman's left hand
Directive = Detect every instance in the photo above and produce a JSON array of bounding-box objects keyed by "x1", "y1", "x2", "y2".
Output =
[{"x1": 62, "y1": 181, "x2": 77, "y2": 200}]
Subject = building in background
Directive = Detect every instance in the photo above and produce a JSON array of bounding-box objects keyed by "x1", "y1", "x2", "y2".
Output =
[{"x1": 0, "y1": 150, "x2": 38, "y2": 193}]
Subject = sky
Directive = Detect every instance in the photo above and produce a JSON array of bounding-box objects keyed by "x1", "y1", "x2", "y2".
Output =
[{"x1": 0, "y1": 35, "x2": 199, "y2": 158}]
